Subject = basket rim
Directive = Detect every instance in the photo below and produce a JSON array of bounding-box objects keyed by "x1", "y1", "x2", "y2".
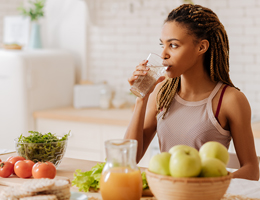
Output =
[{"x1": 145, "y1": 169, "x2": 233, "y2": 183}]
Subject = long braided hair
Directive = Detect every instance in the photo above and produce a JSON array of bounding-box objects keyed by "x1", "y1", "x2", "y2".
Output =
[{"x1": 157, "y1": 4, "x2": 236, "y2": 118}]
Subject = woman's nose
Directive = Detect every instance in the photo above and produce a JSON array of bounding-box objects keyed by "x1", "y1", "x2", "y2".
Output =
[
  {"x1": 161, "y1": 52, "x2": 170, "y2": 60},
  {"x1": 161, "y1": 47, "x2": 170, "y2": 59}
]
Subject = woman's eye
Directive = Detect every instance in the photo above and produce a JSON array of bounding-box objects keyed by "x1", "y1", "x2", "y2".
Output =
[
  {"x1": 159, "y1": 43, "x2": 177, "y2": 49},
  {"x1": 170, "y1": 44, "x2": 177, "y2": 48}
]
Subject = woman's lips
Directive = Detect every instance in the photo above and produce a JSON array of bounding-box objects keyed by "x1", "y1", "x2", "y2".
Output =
[{"x1": 166, "y1": 65, "x2": 172, "y2": 71}]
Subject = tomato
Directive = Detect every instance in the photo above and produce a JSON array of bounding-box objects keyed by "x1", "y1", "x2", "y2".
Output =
[
  {"x1": 14, "y1": 160, "x2": 34, "y2": 178},
  {"x1": 32, "y1": 162, "x2": 56, "y2": 179},
  {"x1": 7, "y1": 156, "x2": 26, "y2": 175},
  {"x1": 0, "y1": 162, "x2": 14, "y2": 178},
  {"x1": 6, "y1": 156, "x2": 25, "y2": 165}
]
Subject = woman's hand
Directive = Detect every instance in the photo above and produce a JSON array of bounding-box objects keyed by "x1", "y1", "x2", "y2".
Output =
[
  {"x1": 128, "y1": 60, "x2": 165, "y2": 98},
  {"x1": 128, "y1": 60, "x2": 149, "y2": 86}
]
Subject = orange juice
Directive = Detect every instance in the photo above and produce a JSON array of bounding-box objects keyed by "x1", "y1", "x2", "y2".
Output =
[{"x1": 100, "y1": 167, "x2": 142, "y2": 200}]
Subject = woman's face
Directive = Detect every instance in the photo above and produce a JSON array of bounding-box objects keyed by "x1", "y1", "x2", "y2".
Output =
[{"x1": 160, "y1": 21, "x2": 203, "y2": 78}]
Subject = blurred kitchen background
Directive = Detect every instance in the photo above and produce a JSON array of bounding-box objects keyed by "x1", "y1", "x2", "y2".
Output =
[{"x1": 0, "y1": 0, "x2": 260, "y2": 167}]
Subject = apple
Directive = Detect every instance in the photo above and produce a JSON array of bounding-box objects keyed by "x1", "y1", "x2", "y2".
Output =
[
  {"x1": 169, "y1": 145, "x2": 199, "y2": 155},
  {"x1": 148, "y1": 152, "x2": 171, "y2": 176},
  {"x1": 169, "y1": 145, "x2": 202, "y2": 177},
  {"x1": 199, "y1": 141, "x2": 229, "y2": 165},
  {"x1": 200, "y1": 157, "x2": 228, "y2": 177}
]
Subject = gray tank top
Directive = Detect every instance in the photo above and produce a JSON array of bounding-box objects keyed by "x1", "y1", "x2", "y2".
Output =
[{"x1": 157, "y1": 82, "x2": 231, "y2": 152}]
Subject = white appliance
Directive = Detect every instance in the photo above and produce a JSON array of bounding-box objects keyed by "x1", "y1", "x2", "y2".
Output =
[
  {"x1": 0, "y1": 49, "x2": 75, "y2": 149},
  {"x1": 73, "y1": 84, "x2": 103, "y2": 108}
]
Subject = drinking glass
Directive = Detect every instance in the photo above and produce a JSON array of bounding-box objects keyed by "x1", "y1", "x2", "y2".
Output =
[{"x1": 130, "y1": 53, "x2": 167, "y2": 98}]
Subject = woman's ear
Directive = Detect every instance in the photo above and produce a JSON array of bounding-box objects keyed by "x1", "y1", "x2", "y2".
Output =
[{"x1": 198, "y1": 39, "x2": 209, "y2": 55}]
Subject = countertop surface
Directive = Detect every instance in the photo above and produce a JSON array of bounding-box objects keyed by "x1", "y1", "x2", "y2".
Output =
[
  {"x1": 0, "y1": 152, "x2": 153, "y2": 200},
  {"x1": 1, "y1": 153, "x2": 260, "y2": 199},
  {"x1": 33, "y1": 107, "x2": 133, "y2": 126}
]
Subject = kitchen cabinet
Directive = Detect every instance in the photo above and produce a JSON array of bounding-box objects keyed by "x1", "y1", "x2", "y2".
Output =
[{"x1": 33, "y1": 107, "x2": 158, "y2": 167}]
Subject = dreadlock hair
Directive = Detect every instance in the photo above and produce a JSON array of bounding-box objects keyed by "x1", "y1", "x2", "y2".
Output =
[{"x1": 157, "y1": 4, "x2": 237, "y2": 119}]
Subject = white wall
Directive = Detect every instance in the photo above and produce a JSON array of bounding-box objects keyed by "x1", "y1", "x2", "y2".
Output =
[
  {"x1": 43, "y1": 0, "x2": 88, "y2": 83},
  {"x1": 1, "y1": 0, "x2": 260, "y2": 118},
  {"x1": 85, "y1": 0, "x2": 260, "y2": 118}
]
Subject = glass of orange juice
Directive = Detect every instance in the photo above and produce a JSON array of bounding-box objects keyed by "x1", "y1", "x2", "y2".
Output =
[{"x1": 100, "y1": 139, "x2": 142, "y2": 200}]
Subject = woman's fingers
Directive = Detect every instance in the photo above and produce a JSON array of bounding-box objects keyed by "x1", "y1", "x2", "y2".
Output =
[
  {"x1": 139, "y1": 59, "x2": 148, "y2": 66},
  {"x1": 128, "y1": 71, "x2": 146, "y2": 85},
  {"x1": 133, "y1": 70, "x2": 147, "y2": 76},
  {"x1": 135, "y1": 61, "x2": 149, "y2": 71},
  {"x1": 128, "y1": 76, "x2": 138, "y2": 85},
  {"x1": 129, "y1": 60, "x2": 149, "y2": 86}
]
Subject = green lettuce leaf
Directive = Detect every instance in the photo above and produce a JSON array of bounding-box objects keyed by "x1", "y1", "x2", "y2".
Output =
[
  {"x1": 72, "y1": 162, "x2": 106, "y2": 192},
  {"x1": 142, "y1": 171, "x2": 149, "y2": 190},
  {"x1": 72, "y1": 162, "x2": 149, "y2": 192}
]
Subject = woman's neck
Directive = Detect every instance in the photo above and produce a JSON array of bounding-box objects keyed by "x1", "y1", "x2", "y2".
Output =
[{"x1": 178, "y1": 71, "x2": 217, "y2": 102}]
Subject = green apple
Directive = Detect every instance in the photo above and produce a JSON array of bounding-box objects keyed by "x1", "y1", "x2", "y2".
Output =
[
  {"x1": 200, "y1": 157, "x2": 228, "y2": 177},
  {"x1": 148, "y1": 152, "x2": 171, "y2": 175},
  {"x1": 169, "y1": 145, "x2": 202, "y2": 177},
  {"x1": 169, "y1": 145, "x2": 199, "y2": 155},
  {"x1": 199, "y1": 141, "x2": 229, "y2": 165}
]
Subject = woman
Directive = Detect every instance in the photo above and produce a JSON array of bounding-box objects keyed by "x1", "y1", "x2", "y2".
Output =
[{"x1": 125, "y1": 4, "x2": 259, "y2": 180}]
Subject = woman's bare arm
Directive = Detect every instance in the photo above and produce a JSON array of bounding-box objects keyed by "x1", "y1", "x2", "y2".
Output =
[
  {"x1": 224, "y1": 88, "x2": 259, "y2": 180},
  {"x1": 124, "y1": 79, "x2": 165, "y2": 163}
]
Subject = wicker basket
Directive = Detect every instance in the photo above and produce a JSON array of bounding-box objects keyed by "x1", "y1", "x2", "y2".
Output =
[{"x1": 145, "y1": 169, "x2": 232, "y2": 200}]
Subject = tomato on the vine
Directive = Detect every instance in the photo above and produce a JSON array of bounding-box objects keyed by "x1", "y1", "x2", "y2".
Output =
[
  {"x1": 0, "y1": 162, "x2": 14, "y2": 178},
  {"x1": 32, "y1": 162, "x2": 56, "y2": 179},
  {"x1": 14, "y1": 160, "x2": 34, "y2": 178}
]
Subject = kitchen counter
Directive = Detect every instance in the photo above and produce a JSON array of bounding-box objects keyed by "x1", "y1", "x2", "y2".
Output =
[
  {"x1": 0, "y1": 153, "x2": 153, "y2": 200},
  {"x1": 1, "y1": 153, "x2": 260, "y2": 199},
  {"x1": 33, "y1": 106, "x2": 133, "y2": 126}
]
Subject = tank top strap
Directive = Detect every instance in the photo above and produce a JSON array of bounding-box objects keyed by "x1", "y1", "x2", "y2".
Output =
[{"x1": 208, "y1": 82, "x2": 223, "y2": 101}]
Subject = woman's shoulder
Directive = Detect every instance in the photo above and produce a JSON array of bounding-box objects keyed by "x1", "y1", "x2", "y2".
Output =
[
  {"x1": 223, "y1": 85, "x2": 251, "y2": 118},
  {"x1": 224, "y1": 85, "x2": 248, "y2": 103}
]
